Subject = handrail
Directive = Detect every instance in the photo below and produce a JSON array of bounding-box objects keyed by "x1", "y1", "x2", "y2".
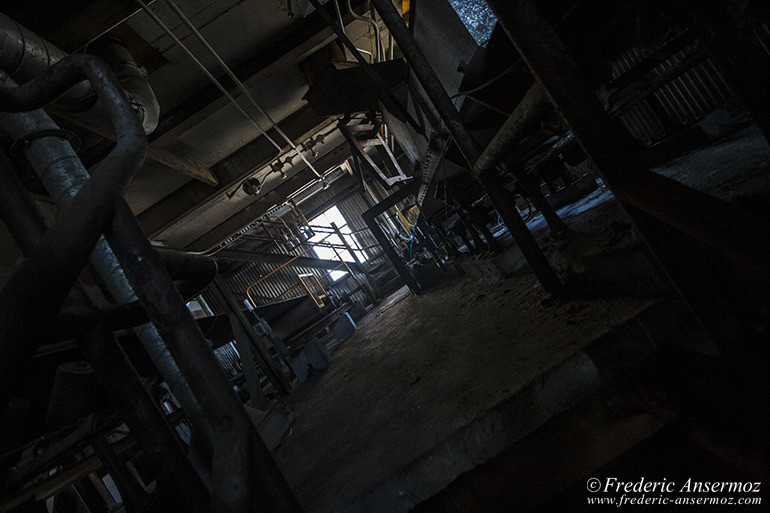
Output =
[{"x1": 245, "y1": 231, "x2": 334, "y2": 306}]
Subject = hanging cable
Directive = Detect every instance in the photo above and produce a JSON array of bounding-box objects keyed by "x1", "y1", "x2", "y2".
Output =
[
  {"x1": 159, "y1": 0, "x2": 323, "y2": 178},
  {"x1": 134, "y1": 0, "x2": 283, "y2": 154},
  {"x1": 346, "y1": 0, "x2": 383, "y2": 62}
]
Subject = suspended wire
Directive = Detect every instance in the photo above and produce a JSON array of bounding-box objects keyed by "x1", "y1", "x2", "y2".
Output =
[
  {"x1": 134, "y1": 0, "x2": 284, "y2": 153},
  {"x1": 160, "y1": 0, "x2": 323, "y2": 177}
]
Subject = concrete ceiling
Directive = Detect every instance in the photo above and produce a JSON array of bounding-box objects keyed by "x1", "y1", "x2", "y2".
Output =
[{"x1": 22, "y1": 0, "x2": 387, "y2": 252}]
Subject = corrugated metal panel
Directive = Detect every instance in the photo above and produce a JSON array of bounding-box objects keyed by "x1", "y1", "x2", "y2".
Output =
[
  {"x1": 213, "y1": 342, "x2": 241, "y2": 379},
  {"x1": 202, "y1": 188, "x2": 416, "y2": 311},
  {"x1": 609, "y1": 36, "x2": 734, "y2": 145},
  {"x1": 653, "y1": 53, "x2": 731, "y2": 125}
]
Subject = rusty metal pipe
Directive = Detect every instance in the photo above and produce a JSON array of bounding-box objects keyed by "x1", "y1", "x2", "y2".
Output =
[
  {"x1": 475, "y1": 83, "x2": 551, "y2": 176},
  {"x1": 107, "y1": 199, "x2": 302, "y2": 512}
]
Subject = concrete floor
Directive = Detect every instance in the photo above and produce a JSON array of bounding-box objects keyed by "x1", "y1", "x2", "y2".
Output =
[
  {"x1": 274, "y1": 274, "x2": 655, "y2": 512},
  {"x1": 272, "y1": 125, "x2": 770, "y2": 513}
]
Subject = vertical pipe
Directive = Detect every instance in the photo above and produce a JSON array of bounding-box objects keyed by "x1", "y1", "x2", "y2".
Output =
[
  {"x1": 0, "y1": 156, "x2": 210, "y2": 509},
  {"x1": 0, "y1": 103, "x2": 209, "y2": 430}
]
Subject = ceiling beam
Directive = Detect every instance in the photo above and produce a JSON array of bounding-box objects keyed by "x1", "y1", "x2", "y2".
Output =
[
  {"x1": 53, "y1": 111, "x2": 218, "y2": 185},
  {"x1": 185, "y1": 142, "x2": 352, "y2": 253},
  {"x1": 137, "y1": 106, "x2": 333, "y2": 237},
  {"x1": 147, "y1": 5, "x2": 362, "y2": 147}
]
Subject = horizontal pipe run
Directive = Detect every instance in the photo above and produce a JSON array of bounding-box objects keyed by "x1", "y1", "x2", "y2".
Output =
[{"x1": 474, "y1": 83, "x2": 551, "y2": 175}]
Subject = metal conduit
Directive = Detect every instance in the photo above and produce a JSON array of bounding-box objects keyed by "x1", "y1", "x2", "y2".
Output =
[
  {"x1": 0, "y1": 73, "x2": 213, "y2": 487},
  {"x1": 140, "y1": 0, "x2": 323, "y2": 178},
  {"x1": 133, "y1": 0, "x2": 283, "y2": 153},
  {"x1": 346, "y1": 0, "x2": 383, "y2": 62},
  {"x1": 1, "y1": 58, "x2": 299, "y2": 510}
]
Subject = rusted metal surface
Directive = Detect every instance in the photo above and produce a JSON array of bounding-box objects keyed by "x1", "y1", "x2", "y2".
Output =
[{"x1": 474, "y1": 83, "x2": 550, "y2": 175}]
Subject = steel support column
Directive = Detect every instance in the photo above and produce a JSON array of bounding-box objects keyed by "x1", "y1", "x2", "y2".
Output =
[
  {"x1": 369, "y1": 0, "x2": 563, "y2": 295},
  {"x1": 361, "y1": 183, "x2": 423, "y2": 295},
  {"x1": 485, "y1": 0, "x2": 770, "y2": 347},
  {"x1": 484, "y1": 0, "x2": 770, "y2": 271}
]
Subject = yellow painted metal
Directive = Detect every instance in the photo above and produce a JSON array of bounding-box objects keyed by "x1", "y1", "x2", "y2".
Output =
[{"x1": 245, "y1": 231, "x2": 333, "y2": 306}]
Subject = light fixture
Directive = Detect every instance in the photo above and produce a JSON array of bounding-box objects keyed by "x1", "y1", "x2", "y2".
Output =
[{"x1": 242, "y1": 177, "x2": 262, "y2": 196}]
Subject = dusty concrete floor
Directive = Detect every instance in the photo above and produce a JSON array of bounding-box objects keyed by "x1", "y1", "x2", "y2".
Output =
[
  {"x1": 272, "y1": 126, "x2": 770, "y2": 512},
  {"x1": 274, "y1": 275, "x2": 654, "y2": 512}
]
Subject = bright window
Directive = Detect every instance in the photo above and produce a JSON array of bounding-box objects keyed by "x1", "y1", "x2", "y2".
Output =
[
  {"x1": 447, "y1": 0, "x2": 497, "y2": 47},
  {"x1": 308, "y1": 206, "x2": 367, "y2": 281}
]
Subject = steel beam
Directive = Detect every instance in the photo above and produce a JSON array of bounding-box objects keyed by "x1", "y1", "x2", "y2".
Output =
[
  {"x1": 185, "y1": 142, "x2": 351, "y2": 253},
  {"x1": 485, "y1": 0, "x2": 770, "y2": 348},
  {"x1": 362, "y1": 182, "x2": 423, "y2": 294},
  {"x1": 212, "y1": 278, "x2": 293, "y2": 397},
  {"x1": 55, "y1": 110, "x2": 218, "y2": 185},
  {"x1": 369, "y1": 0, "x2": 564, "y2": 295},
  {"x1": 474, "y1": 84, "x2": 550, "y2": 176},
  {"x1": 213, "y1": 249, "x2": 366, "y2": 274},
  {"x1": 138, "y1": 106, "x2": 332, "y2": 239},
  {"x1": 485, "y1": 0, "x2": 770, "y2": 270}
]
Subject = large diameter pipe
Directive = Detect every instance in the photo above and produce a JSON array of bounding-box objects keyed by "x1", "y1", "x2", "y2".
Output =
[
  {"x1": 0, "y1": 77, "x2": 209, "y2": 448},
  {"x1": 0, "y1": 13, "x2": 159, "y2": 133},
  {"x1": 474, "y1": 83, "x2": 550, "y2": 175},
  {"x1": 0, "y1": 12, "x2": 92, "y2": 111},
  {"x1": 0, "y1": 71, "x2": 299, "y2": 513},
  {"x1": 86, "y1": 36, "x2": 160, "y2": 134}
]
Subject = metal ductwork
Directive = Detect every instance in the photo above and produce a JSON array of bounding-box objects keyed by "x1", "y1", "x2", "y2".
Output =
[{"x1": 0, "y1": 12, "x2": 160, "y2": 134}]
